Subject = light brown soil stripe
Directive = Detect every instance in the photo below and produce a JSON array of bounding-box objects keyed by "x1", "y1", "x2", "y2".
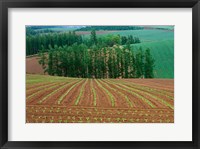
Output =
[
  {"x1": 105, "y1": 79, "x2": 155, "y2": 108},
  {"x1": 57, "y1": 79, "x2": 85, "y2": 104},
  {"x1": 38, "y1": 79, "x2": 82, "y2": 104},
  {"x1": 95, "y1": 79, "x2": 115, "y2": 107},
  {"x1": 108, "y1": 80, "x2": 174, "y2": 110},
  {"x1": 123, "y1": 79, "x2": 174, "y2": 92},
  {"x1": 113, "y1": 80, "x2": 174, "y2": 100},
  {"x1": 26, "y1": 82, "x2": 55, "y2": 90},
  {"x1": 91, "y1": 79, "x2": 97, "y2": 106},
  {"x1": 98, "y1": 79, "x2": 134, "y2": 108},
  {"x1": 26, "y1": 82, "x2": 66, "y2": 100},
  {"x1": 115, "y1": 79, "x2": 173, "y2": 96},
  {"x1": 26, "y1": 82, "x2": 58, "y2": 95},
  {"x1": 74, "y1": 79, "x2": 88, "y2": 105}
]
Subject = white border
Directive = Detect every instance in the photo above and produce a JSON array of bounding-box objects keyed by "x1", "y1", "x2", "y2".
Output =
[{"x1": 8, "y1": 8, "x2": 192, "y2": 141}]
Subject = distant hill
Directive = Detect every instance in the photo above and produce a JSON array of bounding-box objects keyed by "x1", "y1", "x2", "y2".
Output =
[
  {"x1": 76, "y1": 26, "x2": 144, "y2": 31},
  {"x1": 26, "y1": 25, "x2": 85, "y2": 31}
]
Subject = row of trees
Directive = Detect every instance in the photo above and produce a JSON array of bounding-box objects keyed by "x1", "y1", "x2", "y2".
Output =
[
  {"x1": 90, "y1": 30, "x2": 141, "y2": 46},
  {"x1": 26, "y1": 31, "x2": 82, "y2": 55},
  {"x1": 26, "y1": 28, "x2": 56, "y2": 36},
  {"x1": 76, "y1": 26, "x2": 144, "y2": 31},
  {"x1": 39, "y1": 43, "x2": 155, "y2": 78},
  {"x1": 26, "y1": 30, "x2": 141, "y2": 56}
]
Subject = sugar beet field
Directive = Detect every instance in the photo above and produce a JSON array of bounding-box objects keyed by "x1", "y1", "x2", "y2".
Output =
[{"x1": 26, "y1": 74, "x2": 174, "y2": 123}]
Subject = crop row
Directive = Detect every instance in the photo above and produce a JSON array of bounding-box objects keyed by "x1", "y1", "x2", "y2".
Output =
[
  {"x1": 26, "y1": 106, "x2": 173, "y2": 123},
  {"x1": 26, "y1": 78, "x2": 174, "y2": 110}
]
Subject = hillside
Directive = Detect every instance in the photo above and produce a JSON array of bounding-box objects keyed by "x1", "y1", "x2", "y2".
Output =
[
  {"x1": 99, "y1": 29, "x2": 174, "y2": 42},
  {"x1": 26, "y1": 56, "x2": 44, "y2": 75},
  {"x1": 131, "y1": 40, "x2": 174, "y2": 78}
]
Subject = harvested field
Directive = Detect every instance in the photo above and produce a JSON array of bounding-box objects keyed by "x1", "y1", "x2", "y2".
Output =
[{"x1": 26, "y1": 74, "x2": 174, "y2": 123}]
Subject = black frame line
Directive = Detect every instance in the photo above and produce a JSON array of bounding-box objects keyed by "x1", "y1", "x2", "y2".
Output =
[{"x1": 0, "y1": 0, "x2": 199, "y2": 149}]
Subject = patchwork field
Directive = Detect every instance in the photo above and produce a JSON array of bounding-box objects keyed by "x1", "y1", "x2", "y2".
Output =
[{"x1": 26, "y1": 74, "x2": 174, "y2": 123}]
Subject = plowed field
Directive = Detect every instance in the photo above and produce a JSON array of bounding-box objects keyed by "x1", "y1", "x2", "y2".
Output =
[{"x1": 26, "y1": 74, "x2": 174, "y2": 123}]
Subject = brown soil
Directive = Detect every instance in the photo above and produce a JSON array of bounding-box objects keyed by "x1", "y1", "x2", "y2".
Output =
[
  {"x1": 123, "y1": 79, "x2": 174, "y2": 92},
  {"x1": 111, "y1": 81, "x2": 172, "y2": 109},
  {"x1": 26, "y1": 105, "x2": 174, "y2": 123},
  {"x1": 112, "y1": 80, "x2": 174, "y2": 108},
  {"x1": 97, "y1": 79, "x2": 130, "y2": 108},
  {"x1": 61, "y1": 80, "x2": 86, "y2": 106},
  {"x1": 26, "y1": 75, "x2": 174, "y2": 123},
  {"x1": 26, "y1": 82, "x2": 58, "y2": 97},
  {"x1": 26, "y1": 82, "x2": 66, "y2": 105},
  {"x1": 102, "y1": 80, "x2": 153, "y2": 109},
  {"x1": 42, "y1": 80, "x2": 82, "y2": 105},
  {"x1": 26, "y1": 56, "x2": 45, "y2": 75},
  {"x1": 92, "y1": 79, "x2": 113, "y2": 108},
  {"x1": 27, "y1": 82, "x2": 52, "y2": 90},
  {"x1": 78, "y1": 79, "x2": 93, "y2": 107}
]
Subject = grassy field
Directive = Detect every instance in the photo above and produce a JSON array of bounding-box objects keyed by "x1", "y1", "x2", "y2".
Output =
[
  {"x1": 132, "y1": 40, "x2": 174, "y2": 78},
  {"x1": 26, "y1": 74, "x2": 174, "y2": 123},
  {"x1": 99, "y1": 29, "x2": 174, "y2": 42}
]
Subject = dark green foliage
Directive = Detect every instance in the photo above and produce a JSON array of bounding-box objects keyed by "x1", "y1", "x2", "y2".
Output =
[
  {"x1": 135, "y1": 47, "x2": 144, "y2": 78},
  {"x1": 33, "y1": 29, "x2": 154, "y2": 79},
  {"x1": 26, "y1": 28, "x2": 141, "y2": 56},
  {"x1": 47, "y1": 50, "x2": 54, "y2": 75},
  {"x1": 38, "y1": 45, "x2": 47, "y2": 74},
  {"x1": 38, "y1": 43, "x2": 155, "y2": 79},
  {"x1": 76, "y1": 26, "x2": 144, "y2": 31},
  {"x1": 90, "y1": 30, "x2": 97, "y2": 45},
  {"x1": 120, "y1": 35, "x2": 140, "y2": 45},
  {"x1": 144, "y1": 48, "x2": 155, "y2": 78},
  {"x1": 26, "y1": 31, "x2": 83, "y2": 56}
]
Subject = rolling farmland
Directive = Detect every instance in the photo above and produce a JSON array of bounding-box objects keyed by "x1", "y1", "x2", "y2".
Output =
[
  {"x1": 132, "y1": 40, "x2": 174, "y2": 78},
  {"x1": 26, "y1": 74, "x2": 174, "y2": 123}
]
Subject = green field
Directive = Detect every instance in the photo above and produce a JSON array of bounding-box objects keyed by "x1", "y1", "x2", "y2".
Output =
[
  {"x1": 99, "y1": 29, "x2": 174, "y2": 78},
  {"x1": 132, "y1": 40, "x2": 174, "y2": 78}
]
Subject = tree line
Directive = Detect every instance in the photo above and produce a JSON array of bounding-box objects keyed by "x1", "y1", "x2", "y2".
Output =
[
  {"x1": 39, "y1": 43, "x2": 155, "y2": 79},
  {"x1": 26, "y1": 30, "x2": 140, "y2": 56},
  {"x1": 76, "y1": 26, "x2": 144, "y2": 31}
]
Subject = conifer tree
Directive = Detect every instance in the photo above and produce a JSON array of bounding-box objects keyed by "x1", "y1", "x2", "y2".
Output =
[
  {"x1": 144, "y1": 48, "x2": 155, "y2": 78},
  {"x1": 135, "y1": 47, "x2": 144, "y2": 78},
  {"x1": 90, "y1": 29, "x2": 97, "y2": 45}
]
